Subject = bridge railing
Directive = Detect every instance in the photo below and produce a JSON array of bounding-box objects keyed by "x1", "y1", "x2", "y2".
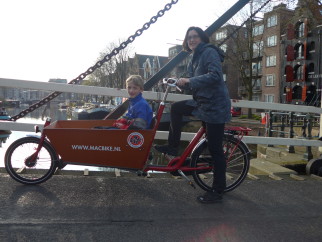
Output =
[{"x1": 1, "y1": 78, "x2": 322, "y2": 148}]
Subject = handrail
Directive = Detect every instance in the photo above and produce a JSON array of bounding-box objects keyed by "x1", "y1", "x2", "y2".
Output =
[{"x1": 2, "y1": 77, "x2": 322, "y2": 115}]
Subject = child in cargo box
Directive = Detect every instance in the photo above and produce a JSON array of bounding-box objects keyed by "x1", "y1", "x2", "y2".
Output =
[{"x1": 113, "y1": 75, "x2": 153, "y2": 130}]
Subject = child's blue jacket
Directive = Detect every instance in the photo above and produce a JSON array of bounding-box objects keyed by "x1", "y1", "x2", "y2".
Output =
[{"x1": 124, "y1": 93, "x2": 153, "y2": 129}]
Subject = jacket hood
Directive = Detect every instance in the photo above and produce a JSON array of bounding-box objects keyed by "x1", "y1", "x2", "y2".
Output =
[{"x1": 195, "y1": 42, "x2": 225, "y2": 62}]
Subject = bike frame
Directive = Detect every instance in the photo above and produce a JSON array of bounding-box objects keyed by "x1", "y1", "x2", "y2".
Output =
[
  {"x1": 145, "y1": 126, "x2": 209, "y2": 173},
  {"x1": 26, "y1": 118, "x2": 52, "y2": 165}
]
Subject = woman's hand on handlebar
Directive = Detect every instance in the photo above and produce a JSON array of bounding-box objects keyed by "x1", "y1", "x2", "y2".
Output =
[
  {"x1": 177, "y1": 78, "x2": 190, "y2": 87},
  {"x1": 163, "y1": 77, "x2": 189, "y2": 87}
]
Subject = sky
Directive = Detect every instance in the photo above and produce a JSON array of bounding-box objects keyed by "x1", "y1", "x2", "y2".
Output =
[{"x1": 0, "y1": 0, "x2": 245, "y2": 83}]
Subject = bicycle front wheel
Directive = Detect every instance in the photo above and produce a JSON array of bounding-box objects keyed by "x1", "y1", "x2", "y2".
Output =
[
  {"x1": 191, "y1": 135, "x2": 250, "y2": 192},
  {"x1": 5, "y1": 136, "x2": 58, "y2": 185}
]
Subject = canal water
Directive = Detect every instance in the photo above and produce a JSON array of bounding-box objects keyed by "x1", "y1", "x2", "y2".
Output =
[{"x1": 0, "y1": 106, "x2": 110, "y2": 171}]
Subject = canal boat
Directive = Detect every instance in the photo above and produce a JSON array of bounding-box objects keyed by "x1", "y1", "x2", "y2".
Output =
[{"x1": 0, "y1": 108, "x2": 11, "y2": 120}]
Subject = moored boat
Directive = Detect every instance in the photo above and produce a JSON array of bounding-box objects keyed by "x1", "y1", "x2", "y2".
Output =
[{"x1": 0, "y1": 108, "x2": 11, "y2": 120}]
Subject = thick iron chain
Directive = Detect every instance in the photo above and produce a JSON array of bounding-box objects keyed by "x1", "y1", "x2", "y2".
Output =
[{"x1": 9, "y1": 0, "x2": 179, "y2": 122}]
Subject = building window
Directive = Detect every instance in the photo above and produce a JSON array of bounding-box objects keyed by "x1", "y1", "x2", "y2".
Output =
[
  {"x1": 220, "y1": 44, "x2": 227, "y2": 53},
  {"x1": 253, "y1": 41, "x2": 263, "y2": 57},
  {"x1": 216, "y1": 30, "x2": 227, "y2": 40},
  {"x1": 252, "y1": 25, "x2": 264, "y2": 36},
  {"x1": 266, "y1": 55, "x2": 276, "y2": 67},
  {"x1": 308, "y1": 63, "x2": 315, "y2": 74},
  {"x1": 252, "y1": 95, "x2": 260, "y2": 101},
  {"x1": 266, "y1": 75, "x2": 275, "y2": 86},
  {"x1": 267, "y1": 35, "x2": 277, "y2": 47},
  {"x1": 295, "y1": 43, "x2": 304, "y2": 59},
  {"x1": 298, "y1": 22, "x2": 305, "y2": 38},
  {"x1": 292, "y1": 85, "x2": 302, "y2": 99},
  {"x1": 252, "y1": 78, "x2": 261, "y2": 90},
  {"x1": 309, "y1": 41, "x2": 315, "y2": 52},
  {"x1": 294, "y1": 65, "x2": 304, "y2": 80},
  {"x1": 252, "y1": 62, "x2": 262, "y2": 75},
  {"x1": 267, "y1": 15, "x2": 277, "y2": 28},
  {"x1": 264, "y1": 94, "x2": 275, "y2": 103}
]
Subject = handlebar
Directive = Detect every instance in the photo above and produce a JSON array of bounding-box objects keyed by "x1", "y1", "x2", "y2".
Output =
[{"x1": 162, "y1": 78, "x2": 182, "y2": 92}]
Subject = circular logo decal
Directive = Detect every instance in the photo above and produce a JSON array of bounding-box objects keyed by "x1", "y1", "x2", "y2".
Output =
[{"x1": 127, "y1": 132, "x2": 144, "y2": 148}]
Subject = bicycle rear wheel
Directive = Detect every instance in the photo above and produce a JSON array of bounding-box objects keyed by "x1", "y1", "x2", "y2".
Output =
[
  {"x1": 5, "y1": 136, "x2": 58, "y2": 185},
  {"x1": 191, "y1": 134, "x2": 250, "y2": 192}
]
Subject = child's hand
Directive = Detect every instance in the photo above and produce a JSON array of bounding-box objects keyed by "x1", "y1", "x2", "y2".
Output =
[{"x1": 113, "y1": 118, "x2": 130, "y2": 129}]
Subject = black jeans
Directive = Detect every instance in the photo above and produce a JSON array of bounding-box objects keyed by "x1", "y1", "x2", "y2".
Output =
[{"x1": 169, "y1": 100, "x2": 226, "y2": 193}]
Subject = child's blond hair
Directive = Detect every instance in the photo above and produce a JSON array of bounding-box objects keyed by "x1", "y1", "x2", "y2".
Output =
[{"x1": 126, "y1": 75, "x2": 144, "y2": 90}]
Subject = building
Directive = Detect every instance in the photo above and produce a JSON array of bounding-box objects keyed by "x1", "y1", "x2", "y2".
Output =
[
  {"x1": 281, "y1": 0, "x2": 322, "y2": 106},
  {"x1": 209, "y1": 2, "x2": 321, "y2": 109},
  {"x1": 128, "y1": 53, "x2": 168, "y2": 91}
]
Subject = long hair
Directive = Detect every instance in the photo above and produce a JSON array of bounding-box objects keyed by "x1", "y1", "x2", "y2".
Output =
[{"x1": 182, "y1": 26, "x2": 209, "y2": 52}]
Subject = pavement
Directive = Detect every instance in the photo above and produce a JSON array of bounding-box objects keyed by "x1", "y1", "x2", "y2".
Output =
[{"x1": 0, "y1": 171, "x2": 322, "y2": 242}]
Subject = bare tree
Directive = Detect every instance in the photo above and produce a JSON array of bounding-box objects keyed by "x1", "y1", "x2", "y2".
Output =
[
  {"x1": 86, "y1": 39, "x2": 133, "y2": 103},
  {"x1": 220, "y1": 1, "x2": 266, "y2": 118}
]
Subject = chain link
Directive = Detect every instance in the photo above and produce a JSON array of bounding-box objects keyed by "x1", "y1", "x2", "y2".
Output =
[{"x1": 9, "y1": 0, "x2": 179, "y2": 121}]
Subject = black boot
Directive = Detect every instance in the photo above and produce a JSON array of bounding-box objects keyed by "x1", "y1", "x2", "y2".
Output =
[
  {"x1": 197, "y1": 191, "x2": 223, "y2": 204},
  {"x1": 197, "y1": 166, "x2": 225, "y2": 204}
]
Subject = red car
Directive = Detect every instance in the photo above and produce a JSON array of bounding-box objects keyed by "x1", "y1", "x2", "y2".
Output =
[{"x1": 231, "y1": 107, "x2": 241, "y2": 117}]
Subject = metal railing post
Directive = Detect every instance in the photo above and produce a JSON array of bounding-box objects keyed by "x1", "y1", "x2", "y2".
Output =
[
  {"x1": 287, "y1": 112, "x2": 295, "y2": 153},
  {"x1": 280, "y1": 113, "x2": 285, "y2": 138},
  {"x1": 304, "y1": 114, "x2": 313, "y2": 160},
  {"x1": 268, "y1": 111, "x2": 274, "y2": 147}
]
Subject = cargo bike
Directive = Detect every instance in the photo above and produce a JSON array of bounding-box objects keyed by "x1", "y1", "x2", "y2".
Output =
[{"x1": 4, "y1": 79, "x2": 251, "y2": 192}]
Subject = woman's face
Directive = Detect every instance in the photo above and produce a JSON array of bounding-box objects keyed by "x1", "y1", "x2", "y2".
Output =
[{"x1": 187, "y1": 29, "x2": 201, "y2": 52}]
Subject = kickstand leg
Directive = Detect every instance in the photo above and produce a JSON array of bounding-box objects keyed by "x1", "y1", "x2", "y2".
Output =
[{"x1": 177, "y1": 170, "x2": 196, "y2": 189}]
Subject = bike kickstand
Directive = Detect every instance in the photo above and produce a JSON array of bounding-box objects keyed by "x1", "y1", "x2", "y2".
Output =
[{"x1": 177, "y1": 170, "x2": 196, "y2": 189}]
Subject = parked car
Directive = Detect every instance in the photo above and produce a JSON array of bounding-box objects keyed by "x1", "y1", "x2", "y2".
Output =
[{"x1": 231, "y1": 107, "x2": 241, "y2": 117}]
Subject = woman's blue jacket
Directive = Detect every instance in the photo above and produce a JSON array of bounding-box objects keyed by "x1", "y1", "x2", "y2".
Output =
[{"x1": 186, "y1": 42, "x2": 231, "y2": 124}]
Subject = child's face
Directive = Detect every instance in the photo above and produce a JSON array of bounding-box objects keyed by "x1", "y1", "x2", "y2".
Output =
[{"x1": 127, "y1": 82, "x2": 143, "y2": 98}]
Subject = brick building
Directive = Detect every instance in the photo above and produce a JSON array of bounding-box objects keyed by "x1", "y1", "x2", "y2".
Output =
[{"x1": 281, "y1": 0, "x2": 322, "y2": 106}]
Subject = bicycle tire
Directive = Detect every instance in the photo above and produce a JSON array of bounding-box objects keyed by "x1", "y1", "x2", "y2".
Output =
[
  {"x1": 191, "y1": 134, "x2": 250, "y2": 192},
  {"x1": 5, "y1": 136, "x2": 58, "y2": 185}
]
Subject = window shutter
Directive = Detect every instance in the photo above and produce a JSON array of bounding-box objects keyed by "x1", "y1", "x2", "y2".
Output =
[
  {"x1": 304, "y1": 19, "x2": 308, "y2": 37},
  {"x1": 302, "y1": 85, "x2": 307, "y2": 101},
  {"x1": 287, "y1": 45, "x2": 294, "y2": 61},
  {"x1": 286, "y1": 88, "x2": 292, "y2": 102},
  {"x1": 286, "y1": 65, "x2": 294, "y2": 82},
  {"x1": 287, "y1": 24, "x2": 295, "y2": 40}
]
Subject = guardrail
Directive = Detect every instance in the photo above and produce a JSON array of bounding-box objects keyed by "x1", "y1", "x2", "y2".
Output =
[{"x1": 1, "y1": 78, "x2": 322, "y2": 148}]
